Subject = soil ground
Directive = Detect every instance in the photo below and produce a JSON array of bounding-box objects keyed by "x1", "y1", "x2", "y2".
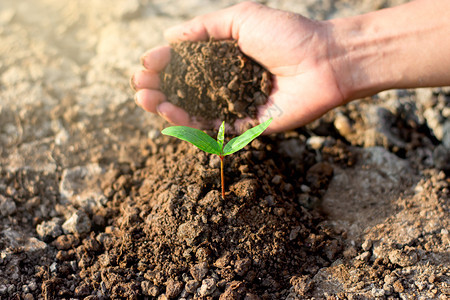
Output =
[
  {"x1": 0, "y1": 0, "x2": 449, "y2": 299},
  {"x1": 161, "y1": 40, "x2": 271, "y2": 127}
]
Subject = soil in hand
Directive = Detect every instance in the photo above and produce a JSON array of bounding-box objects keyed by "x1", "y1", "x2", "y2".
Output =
[{"x1": 160, "y1": 39, "x2": 272, "y2": 127}]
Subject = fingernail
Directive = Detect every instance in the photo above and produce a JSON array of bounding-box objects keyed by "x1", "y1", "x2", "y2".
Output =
[
  {"x1": 129, "y1": 74, "x2": 137, "y2": 91},
  {"x1": 134, "y1": 93, "x2": 140, "y2": 106},
  {"x1": 156, "y1": 104, "x2": 165, "y2": 117},
  {"x1": 140, "y1": 54, "x2": 148, "y2": 69},
  {"x1": 164, "y1": 25, "x2": 186, "y2": 41}
]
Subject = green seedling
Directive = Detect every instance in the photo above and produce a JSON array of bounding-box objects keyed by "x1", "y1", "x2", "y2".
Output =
[{"x1": 161, "y1": 118, "x2": 272, "y2": 199}]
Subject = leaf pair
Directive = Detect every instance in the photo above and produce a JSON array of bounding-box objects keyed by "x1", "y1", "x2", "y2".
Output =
[{"x1": 161, "y1": 118, "x2": 272, "y2": 157}]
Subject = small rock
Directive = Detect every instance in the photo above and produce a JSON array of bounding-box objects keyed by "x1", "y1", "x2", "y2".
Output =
[
  {"x1": 141, "y1": 281, "x2": 159, "y2": 297},
  {"x1": 198, "y1": 278, "x2": 217, "y2": 297},
  {"x1": 334, "y1": 113, "x2": 353, "y2": 136},
  {"x1": 442, "y1": 120, "x2": 450, "y2": 148},
  {"x1": 300, "y1": 185, "x2": 311, "y2": 193},
  {"x1": 289, "y1": 226, "x2": 301, "y2": 241},
  {"x1": 190, "y1": 262, "x2": 208, "y2": 282},
  {"x1": 371, "y1": 287, "x2": 385, "y2": 297},
  {"x1": 23, "y1": 293, "x2": 34, "y2": 300},
  {"x1": 306, "y1": 136, "x2": 326, "y2": 150},
  {"x1": 177, "y1": 220, "x2": 204, "y2": 246},
  {"x1": 220, "y1": 281, "x2": 246, "y2": 300},
  {"x1": 271, "y1": 175, "x2": 282, "y2": 185},
  {"x1": 424, "y1": 107, "x2": 444, "y2": 140},
  {"x1": 62, "y1": 210, "x2": 91, "y2": 235},
  {"x1": 214, "y1": 252, "x2": 231, "y2": 268},
  {"x1": 355, "y1": 251, "x2": 371, "y2": 262},
  {"x1": 383, "y1": 283, "x2": 393, "y2": 295},
  {"x1": 185, "y1": 280, "x2": 199, "y2": 294},
  {"x1": 0, "y1": 195, "x2": 16, "y2": 216},
  {"x1": 433, "y1": 145, "x2": 450, "y2": 172},
  {"x1": 165, "y1": 279, "x2": 183, "y2": 299},
  {"x1": 361, "y1": 239, "x2": 373, "y2": 251},
  {"x1": 234, "y1": 258, "x2": 251, "y2": 276},
  {"x1": 74, "y1": 283, "x2": 90, "y2": 297},
  {"x1": 0, "y1": 285, "x2": 7, "y2": 295},
  {"x1": 36, "y1": 219, "x2": 63, "y2": 242},
  {"x1": 49, "y1": 262, "x2": 58, "y2": 273},
  {"x1": 392, "y1": 280, "x2": 404, "y2": 293},
  {"x1": 52, "y1": 234, "x2": 79, "y2": 250},
  {"x1": 388, "y1": 248, "x2": 418, "y2": 267},
  {"x1": 187, "y1": 185, "x2": 201, "y2": 200}
]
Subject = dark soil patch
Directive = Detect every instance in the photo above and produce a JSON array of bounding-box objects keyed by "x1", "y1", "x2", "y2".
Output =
[
  {"x1": 160, "y1": 39, "x2": 272, "y2": 127},
  {"x1": 39, "y1": 134, "x2": 342, "y2": 299}
]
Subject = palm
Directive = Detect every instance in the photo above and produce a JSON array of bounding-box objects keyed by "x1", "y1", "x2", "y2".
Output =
[
  {"x1": 234, "y1": 9, "x2": 344, "y2": 132},
  {"x1": 133, "y1": 2, "x2": 344, "y2": 134}
]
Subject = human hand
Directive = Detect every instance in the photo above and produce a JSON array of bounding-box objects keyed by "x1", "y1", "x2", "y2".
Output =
[{"x1": 131, "y1": 1, "x2": 346, "y2": 134}]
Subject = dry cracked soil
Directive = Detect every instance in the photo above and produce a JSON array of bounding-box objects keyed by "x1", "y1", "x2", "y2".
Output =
[{"x1": 0, "y1": 0, "x2": 449, "y2": 299}]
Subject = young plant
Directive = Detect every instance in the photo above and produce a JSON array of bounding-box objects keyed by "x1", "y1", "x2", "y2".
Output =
[{"x1": 161, "y1": 118, "x2": 272, "y2": 199}]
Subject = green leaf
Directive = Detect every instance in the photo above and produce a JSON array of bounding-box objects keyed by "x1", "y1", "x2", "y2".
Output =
[
  {"x1": 162, "y1": 126, "x2": 221, "y2": 155},
  {"x1": 223, "y1": 118, "x2": 272, "y2": 156},
  {"x1": 217, "y1": 121, "x2": 225, "y2": 153}
]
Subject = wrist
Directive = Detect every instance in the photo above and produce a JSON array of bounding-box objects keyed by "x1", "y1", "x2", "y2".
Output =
[
  {"x1": 325, "y1": 0, "x2": 450, "y2": 102},
  {"x1": 324, "y1": 15, "x2": 402, "y2": 102}
]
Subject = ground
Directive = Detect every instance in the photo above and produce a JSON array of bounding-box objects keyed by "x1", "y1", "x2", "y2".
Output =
[{"x1": 0, "y1": 0, "x2": 448, "y2": 299}]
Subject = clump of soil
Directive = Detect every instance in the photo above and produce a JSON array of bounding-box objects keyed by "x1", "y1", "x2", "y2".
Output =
[
  {"x1": 160, "y1": 39, "x2": 272, "y2": 126},
  {"x1": 28, "y1": 134, "x2": 342, "y2": 299}
]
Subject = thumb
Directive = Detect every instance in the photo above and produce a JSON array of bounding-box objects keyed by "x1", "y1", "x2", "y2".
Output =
[{"x1": 163, "y1": 2, "x2": 259, "y2": 42}]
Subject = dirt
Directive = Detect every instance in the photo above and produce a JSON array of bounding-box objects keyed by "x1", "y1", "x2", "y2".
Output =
[
  {"x1": 0, "y1": 0, "x2": 449, "y2": 299},
  {"x1": 160, "y1": 39, "x2": 272, "y2": 127}
]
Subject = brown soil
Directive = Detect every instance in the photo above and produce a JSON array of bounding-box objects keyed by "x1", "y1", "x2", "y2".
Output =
[
  {"x1": 43, "y1": 134, "x2": 343, "y2": 299},
  {"x1": 1, "y1": 16, "x2": 449, "y2": 300},
  {"x1": 160, "y1": 39, "x2": 272, "y2": 127}
]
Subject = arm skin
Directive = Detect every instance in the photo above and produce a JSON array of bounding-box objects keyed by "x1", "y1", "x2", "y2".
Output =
[
  {"x1": 328, "y1": 0, "x2": 450, "y2": 101},
  {"x1": 131, "y1": 0, "x2": 450, "y2": 134}
]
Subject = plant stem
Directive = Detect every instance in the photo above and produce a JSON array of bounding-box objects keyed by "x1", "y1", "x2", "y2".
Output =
[{"x1": 220, "y1": 155, "x2": 225, "y2": 200}]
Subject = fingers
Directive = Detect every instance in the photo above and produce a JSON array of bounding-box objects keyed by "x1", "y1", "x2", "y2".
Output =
[
  {"x1": 164, "y1": 2, "x2": 260, "y2": 42},
  {"x1": 135, "y1": 89, "x2": 166, "y2": 114},
  {"x1": 156, "y1": 102, "x2": 192, "y2": 127},
  {"x1": 130, "y1": 70, "x2": 160, "y2": 91},
  {"x1": 140, "y1": 46, "x2": 171, "y2": 72}
]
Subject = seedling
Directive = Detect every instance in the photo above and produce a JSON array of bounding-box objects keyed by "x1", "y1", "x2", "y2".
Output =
[{"x1": 161, "y1": 118, "x2": 272, "y2": 199}]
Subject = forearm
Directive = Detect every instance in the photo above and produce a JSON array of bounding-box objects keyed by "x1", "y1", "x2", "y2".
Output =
[{"x1": 326, "y1": 0, "x2": 450, "y2": 101}]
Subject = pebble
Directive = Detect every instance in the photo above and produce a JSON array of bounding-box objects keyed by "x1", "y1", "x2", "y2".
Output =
[
  {"x1": 383, "y1": 283, "x2": 393, "y2": 295},
  {"x1": 141, "y1": 281, "x2": 159, "y2": 297},
  {"x1": 424, "y1": 108, "x2": 444, "y2": 140},
  {"x1": 371, "y1": 287, "x2": 385, "y2": 297},
  {"x1": 306, "y1": 136, "x2": 327, "y2": 150},
  {"x1": 334, "y1": 113, "x2": 353, "y2": 136},
  {"x1": 433, "y1": 145, "x2": 450, "y2": 171},
  {"x1": 442, "y1": 121, "x2": 450, "y2": 148},
  {"x1": 198, "y1": 278, "x2": 217, "y2": 297},
  {"x1": 234, "y1": 258, "x2": 251, "y2": 276},
  {"x1": 190, "y1": 262, "x2": 208, "y2": 282},
  {"x1": 52, "y1": 234, "x2": 79, "y2": 250},
  {"x1": 271, "y1": 175, "x2": 282, "y2": 185},
  {"x1": 392, "y1": 280, "x2": 404, "y2": 293},
  {"x1": 165, "y1": 279, "x2": 183, "y2": 299},
  {"x1": 36, "y1": 219, "x2": 63, "y2": 242},
  {"x1": 361, "y1": 239, "x2": 373, "y2": 251},
  {"x1": 0, "y1": 195, "x2": 16, "y2": 216},
  {"x1": 62, "y1": 210, "x2": 91, "y2": 235},
  {"x1": 177, "y1": 220, "x2": 204, "y2": 246},
  {"x1": 185, "y1": 280, "x2": 199, "y2": 294},
  {"x1": 355, "y1": 251, "x2": 371, "y2": 262},
  {"x1": 388, "y1": 248, "x2": 418, "y2": 267},
  {"x1": 300, "y1": 185, "x2": 311, "y2": 193}
]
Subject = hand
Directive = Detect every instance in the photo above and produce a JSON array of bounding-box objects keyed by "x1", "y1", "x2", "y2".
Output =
[{"x1": 131, "y1": 1, "x2": 346, "y2": 134}]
